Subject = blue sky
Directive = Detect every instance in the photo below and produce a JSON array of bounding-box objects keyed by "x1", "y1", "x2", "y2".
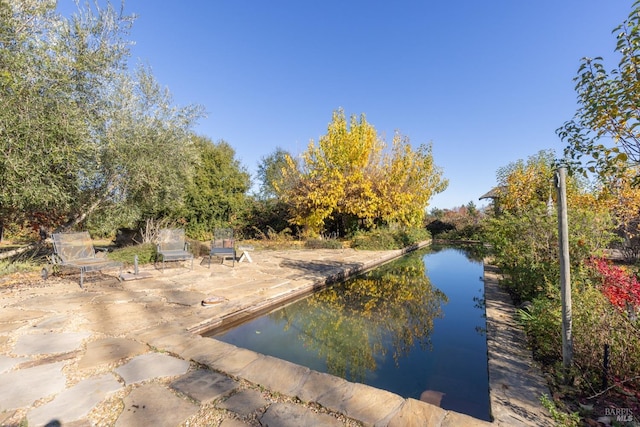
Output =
[{"x1": 61, "y1": 1, "x2": 634, "y2": 209}]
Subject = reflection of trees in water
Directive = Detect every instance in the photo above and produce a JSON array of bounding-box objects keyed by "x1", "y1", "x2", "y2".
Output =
[
  {"x1": 271, "y1": 253, "x2": 448, "y2": 382},
  {"x1": 430, "y1": 243, "x2": 486, "y2": 263}
]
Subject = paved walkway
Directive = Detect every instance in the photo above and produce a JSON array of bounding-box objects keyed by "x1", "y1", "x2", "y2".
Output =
[{"x1": 0, "y1": 244, "x2": 553, "y2": 426}]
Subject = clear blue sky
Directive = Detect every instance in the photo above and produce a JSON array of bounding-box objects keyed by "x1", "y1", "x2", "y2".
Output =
[{"x1": 61, "y1": 1, "x2": 634, "y2": 209}]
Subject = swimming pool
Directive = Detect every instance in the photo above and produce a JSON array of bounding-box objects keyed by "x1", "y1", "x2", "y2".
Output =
[{"x1": 208, "y1": 246, "x2": 490, "y2": 420}]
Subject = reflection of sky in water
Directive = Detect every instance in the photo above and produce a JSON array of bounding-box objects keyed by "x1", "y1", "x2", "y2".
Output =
[{"x1": 214, "y1": 247, "x2": 490, "y2": 421}]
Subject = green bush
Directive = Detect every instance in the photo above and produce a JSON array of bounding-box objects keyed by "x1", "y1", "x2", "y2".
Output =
[
  {"x1": 438, "y1": 224, "x2": 484, "y2": 241},
  {"x1": 0, "y1": 259, "x2": 40, "y2": 276},
  {"x1": 351, "y1": 227, "x2": 430, "y2": 250},
  {"x1": 518, "y1": 297, "x2": 562, "y2": 363},
  {"x1": 108, "y1": 243, "x2": 157, "y2": 265},
  {"x1": 519, "y1": 283, "x2": 640, "y2": 394},
  {"x1": 484, "y1": 203, "x2": 616, "y2": 303}
]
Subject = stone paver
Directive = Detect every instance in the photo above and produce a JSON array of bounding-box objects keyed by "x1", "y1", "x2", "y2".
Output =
[
  {"x1": 0, "y1": 321, "x2": 25, "y2": 333},
  {"x1": 206, "y1": 345, "x2": 262, "y2": 377},
  {"x1": 218, "y1": 389, "x2": 269, "y2": 416},
  {"x1": 170, "y1": 369, "x2": 238, "y2": 404},
  {"x1": 77, "y1": 337, "x2": 148, "y2": 370},
  {"x1": 83, "y1": 301, "x2": 172, "y2": 335},
  {"x1": 17, "y1": 292, "x2": 98, "y2": 312},
  {"x1": 0, "y1": 245, "x2": 554, "y2": 426},
  {"x1": 161, "y1": 289, "x2": 207, "y2": 306},
  {"x1": 0, "y1": 307, "x2": 49, "y2": 322},
  {"x1": 297, "y1": 370, "x2": 351, "y2": 404},
  {"x1": 335, "y1": 382, "x2": 405, "y2": 426},
  {"x1": 114, "y1": 353, "x2": 190, "y2": 385},
  {"x1": 115, "y1": 383, "x2": 199, "y2": 427},
  {"x1": 0, "y1": 336, "x2": 8, "y2": 353},
  {"x1": 12, "y1": 331, "x2": 91, "y2": 356},
  {"x1": 387, "y1": 398, "x2": 447, "y2": 427},
  {"x1": 26, "y1": 373, "x2": 122, "y2": 426},
  {"x1": 260, "y1": 402, "x2": 344, "y2": 427},
  {"x1": 0, "y1": 354, "x2": 28, "y2": 373},
  {"x1": 240, "y1": 354, "x2": 311, "y2": 396},
  {"x1": 32, "y1": 314, "x2": 70, "y2": 330},
  {"x1": 0, "y1": 361, "x2": 67, "y2": 410}
]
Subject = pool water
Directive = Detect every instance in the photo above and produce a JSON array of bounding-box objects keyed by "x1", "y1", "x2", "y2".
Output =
[{"x1": 210, "y1": 246, "x2": 490, "y2": 420}]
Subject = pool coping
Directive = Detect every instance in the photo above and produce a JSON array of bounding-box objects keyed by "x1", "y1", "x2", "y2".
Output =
[{"x1": 483, "y1": 262, "x2": 555, "y2": 426}]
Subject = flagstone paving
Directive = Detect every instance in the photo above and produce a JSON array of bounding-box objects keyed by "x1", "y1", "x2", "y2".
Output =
[
  {"x1": 26, "y1": 373, "x2": 121, "y2": 426},
  {"x1": 0, "y1": 362, "x2": 67, "y2": 411},
  {"x1": 114, "y1": 353, "x2": 190, "y2": 385},
  {"x1": 0, "y1": 244, "x2": 554, "y2": 426},
  {"x1": 170, "y1": 369, "x2": 239, "y2": 404}
]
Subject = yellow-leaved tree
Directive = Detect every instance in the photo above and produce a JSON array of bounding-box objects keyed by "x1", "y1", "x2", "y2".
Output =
[
  {"x1": 592, "y1": 167, "x2": 640, "y2": 259},
  {"x1": 276, "y1": 109, "x2": 448, "y2": 236}
]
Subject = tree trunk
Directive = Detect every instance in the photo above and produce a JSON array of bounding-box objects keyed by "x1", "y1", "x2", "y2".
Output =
[{"x1": 0, "y1": 188, "x2": 111, "y2": 261}]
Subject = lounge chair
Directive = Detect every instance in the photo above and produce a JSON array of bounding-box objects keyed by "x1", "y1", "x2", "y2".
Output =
[
  {"x1": 156, "y1": 228, "x2": 194, "y2": 272},
  {"x1": 45, "y1": 231, "x2": 123, "y2": 288},
  {"x1": 208, "y1": 228, "x2": 236, "y2": 267}
]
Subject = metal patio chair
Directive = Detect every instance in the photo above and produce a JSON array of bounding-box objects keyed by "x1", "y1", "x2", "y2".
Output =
[
  {"x1": 156, "y1": 228, "x2": 194, "y2": 272},
  {"x1": 44, "y1": 231, "x2": 123, "y2": 288},
  {"x1": 208, "y1": 228, "x2": 236, "y2": 267}
]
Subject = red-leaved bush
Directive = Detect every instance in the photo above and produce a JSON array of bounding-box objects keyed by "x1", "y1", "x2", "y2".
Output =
[{"x1": 587, "y1": 257, "x2": 640, "y2": 313}]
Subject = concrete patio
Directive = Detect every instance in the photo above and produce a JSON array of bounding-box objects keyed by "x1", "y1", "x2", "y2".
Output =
[{"x1": 0, "y1": 244, "x2": 553, "y2": 426}]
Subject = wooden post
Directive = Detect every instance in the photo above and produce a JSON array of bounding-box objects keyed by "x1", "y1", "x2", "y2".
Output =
[{"x1": 555, "y1": 167, "x2": 573, "y2": 378}]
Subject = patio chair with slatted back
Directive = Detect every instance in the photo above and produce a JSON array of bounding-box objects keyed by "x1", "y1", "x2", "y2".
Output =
[
  {"x1": 46, "y1": 232, "x2": 123, "y2": 288},
  {"x1": 156, "y1": 228, "x2": 194, "y2": 272},
  {"x1": 209, "y1": 228, "x2": 236, "y2": 267}
]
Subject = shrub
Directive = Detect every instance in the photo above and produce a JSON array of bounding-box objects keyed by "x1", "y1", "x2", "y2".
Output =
[
  {"x1": 586, "y1": 257, "x2": 640, "y2": 316},
  {"x1": 519, "y1": 282, "x2": 640, "y2": 393},
  {"x1": 484, "y1": 203, "x2": 616, "y2": 303},
  {"x1": 351, "y1": 227, "x2": 429, "y2": 250},
  {"x1": 108, "y1": 243, "x2": 157, "y2": 265},
  {"x1": 518, "y1": 297, "x2": 562, "y2": 363},
  {"x1": 0, "y1": 259, "x2": 40, "y2": 276}
]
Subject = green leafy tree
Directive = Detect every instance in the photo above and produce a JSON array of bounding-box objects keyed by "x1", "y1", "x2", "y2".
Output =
[
  {"x1": 0, "y1": 0, "x2": 204, "y2": 238},
  {"x1": 557, "y1": 1, "x2": 640, "y2": 179},
  {"x1": 85, "y1": 66, "x2": 204, "y2": 234},
  {"x1": 248, "y1": 148, "x2": 297, "y2": 238},
  {"x1": 256, "y1": 147, "x2": 294, "y2": 200},
  {"x1": 0, "y1": 0, "x2": 101, "y2": 233},
  {"x1": 181, "y1": 137, "x2": 250, "y2": 239}
]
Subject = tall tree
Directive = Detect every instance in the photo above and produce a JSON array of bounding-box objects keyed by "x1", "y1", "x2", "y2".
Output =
[
  {"x1": 0, "y1": 0, "x2": 204, "y2": 238},
  {"x1": 494, "y1": 150, "x2": 558, "y2": 214},
  {"x1": 181, "y1": 137, "x2": 250, "y2": 239},
  {"x1": 84, "y1": 65, "x2": 203, "y2": 233},
  {"x1": 557, "y1": 1, "x2": 640, "y2": 180},
  {"x1": 256, "y1": 147, "x2": 294, "y2": 200},
  {"x1": 0, "y1": 0, "x2": 95, "y2": 232},
  {"x1": 493, "y1": 150, "x2": 600, "y2": 216},
  {"x1": 277, "y1": 109, "x2": 447, "y2": 235},
  {"x1": 377, "y1": 134, "x2": 447, "y2": 226}
]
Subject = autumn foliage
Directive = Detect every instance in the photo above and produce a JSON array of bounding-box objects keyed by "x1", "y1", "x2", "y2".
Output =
[
  {"x1": 275, "y1": 109, "x2": 448, "y2": 236},
  {"x1": 587, "y1": 257, "x2": 640, "y2": 314}
]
